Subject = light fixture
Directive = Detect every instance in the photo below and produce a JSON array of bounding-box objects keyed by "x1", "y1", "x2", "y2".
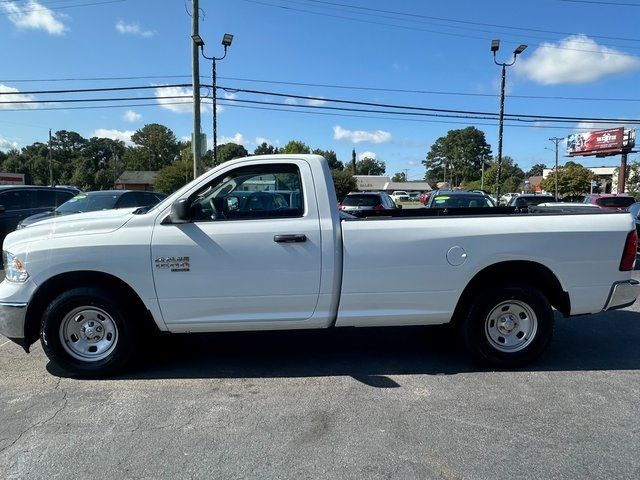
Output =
[
  {"x1": 514, "y1": 44, "x2": 528, "y2": 55},
  {"x1": 490, "y1": 39, "x2": 500, "y2": 53},
  {"x1": 192, "y1": 34, "x2": 205, "y2": 47},
  {"x1": 221, "y1": 33, "x2": 234, "y2": 47}
]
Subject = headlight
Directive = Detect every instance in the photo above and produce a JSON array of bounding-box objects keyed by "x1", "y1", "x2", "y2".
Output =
[{"x1": 3, "y1": 251, "x2": 29, "y2": 283}]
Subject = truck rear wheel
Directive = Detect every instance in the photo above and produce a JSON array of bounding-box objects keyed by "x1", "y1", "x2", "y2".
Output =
[
  {"x1": 459, "y1": 283, "x2": 554, "y2": 367},
  {"x1": 40, "y1": 287, "x2": 138, "y2": 377}
]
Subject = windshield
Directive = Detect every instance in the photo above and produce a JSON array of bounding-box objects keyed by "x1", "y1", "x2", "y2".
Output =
[
  {"x1": 431, "y1": 194, "x2": 494, "y2": 208},
  {"x1": 342, "y1": 195, "x2": 381, "y2": 206},
  {"x1": 56, "y1": 194, "x2": 119, "y2": 213}
]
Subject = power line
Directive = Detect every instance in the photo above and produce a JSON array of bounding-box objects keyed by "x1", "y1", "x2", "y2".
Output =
[
  {"x1": 301, "y1": 0, "x2": 640, "y2": 43},
  {"x1": 5, "y1": 73, "x2": 640, "y2": 103},
  {"x1": 242, "y1": 0, "x2": 640, "y2": 57},
  {"x1": 3, "y1": 83, "x2": 640, "y2": 125},
  {"x1": 0, "y1": 83, "x2": 190, "y2": 95},
  {"x1": 0, "y1": 0, "x2": 125, "y2": 16},
  {"x1": 559, "y1": 0, "x2": 640, "y2": 5}
]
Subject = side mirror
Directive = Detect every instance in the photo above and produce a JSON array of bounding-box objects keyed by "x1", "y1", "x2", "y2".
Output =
[
  {"x1": 226, "y1": 196, "x2": 239, "y2": 211},
  {"x1": 170, "y1": 198, "x2": 191, "y2": 223}
]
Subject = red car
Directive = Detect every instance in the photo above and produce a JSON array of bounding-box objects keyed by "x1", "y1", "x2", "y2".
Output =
[{"x1": 583, "y1": 194, "x2": 636, "y2": 212}]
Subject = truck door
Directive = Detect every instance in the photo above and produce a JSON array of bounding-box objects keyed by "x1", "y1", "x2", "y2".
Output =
[{"x1": 151, "y1": 160, "x2": 322, "y2": 329}]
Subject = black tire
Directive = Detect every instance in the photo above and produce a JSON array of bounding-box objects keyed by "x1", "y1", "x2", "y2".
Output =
[
  {"x1": 40, "y1": 287, "x2": 139, "y2": 377},
  {"x1": 459, "y1": 283, "x2": 554, "y2": 367}
]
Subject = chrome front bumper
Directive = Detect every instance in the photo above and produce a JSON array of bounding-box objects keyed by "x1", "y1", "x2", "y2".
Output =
[
  {"x1": 0, "y1": 301, "x2": 27, "y2": 339},
  {"x1": 603, "y1": 280, "x2": 640, "y2": 311}
]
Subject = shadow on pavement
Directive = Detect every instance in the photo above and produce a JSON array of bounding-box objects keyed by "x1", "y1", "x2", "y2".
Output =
[{"x1": 48, "y1": 310, "x2": 640, "y2": 382}]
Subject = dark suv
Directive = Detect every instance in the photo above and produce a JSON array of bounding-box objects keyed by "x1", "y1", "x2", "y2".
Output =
[
  {"x1": 338, "y1": 192, "x2": 400, "y2": 213},
  {"x1": 0, "y1": 186, "x2": 78, "y2": 249}
]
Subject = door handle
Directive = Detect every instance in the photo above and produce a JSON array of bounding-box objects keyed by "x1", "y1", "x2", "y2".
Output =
[{"x1": 274, "y1": 234, "x2": 307, "y2": 243}]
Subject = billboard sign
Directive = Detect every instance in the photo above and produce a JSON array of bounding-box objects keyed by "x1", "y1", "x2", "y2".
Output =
[
  {"x1": 567, "y1": 127, "x2": 624, "y2": 156},
  {"x1": 0, "y1": 173, "x2": 25, "y2": 185}
]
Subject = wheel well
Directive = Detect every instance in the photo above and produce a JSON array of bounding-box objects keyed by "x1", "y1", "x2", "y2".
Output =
[
  {"x1": 24, "y1": 271, "x2": 159, "y2": 347},
  {"x1": 451, "y1": 261, "x2": 570, "y2": 325}
]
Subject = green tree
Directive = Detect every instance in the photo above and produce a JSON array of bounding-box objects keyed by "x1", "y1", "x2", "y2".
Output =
[
  {"x1": 94, "y1": 169, "x2": 115, "y2": 190},
  {"x1": 540, "y1": 162, "x2": 595, "y2": 196},
  {"x1": 351, "y1": 149, "x2": 357, "y2": 174},
  {"x1": 392, "y1": 172, "x2": 407, "y2": 182},
  {"x1": 332, "y1": 170, "x2": 357, "y2": 201},
  {"x1": 130, "y1": 123, "x2": 179, "y2": 170},
  {"x1": 282, "y1": 140, "x2": 311, "y2": 154},
  {"x1": 312, "y1": 148, "x2": 343, "y2": 170},
  {"x1": 154, "y1": 157, "x2": 194, "y2": 194},
  {"x1": 254, "y1": 142, "x2": 277, "y2": 155},
  {"x1": 423, "y1": 127, "x2": 492, "y2": 186},
  {"x1": 526, "y1": 163, "x2": 546, "y2": 177},
  {"x1": 356, "y1": 157, "x2": 386, "y2": 175},
  {"x1": 215, "y1": 143, "x2": 249, "y2": 166},
  {"x1": 482, "y1": 156, "x2": 525, "y2": 193}
]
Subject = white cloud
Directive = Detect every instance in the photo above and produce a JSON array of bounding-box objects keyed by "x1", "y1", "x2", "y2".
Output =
[
  {"x1": 115, "y1": 20, "x2": 155, "y2": 37},
  {"x1": 219, "y1": 133, "x2": 245, "y2": 145},
  {"x1": 306, "y1": 97, "x2": 326, "y2": 106},
  {"x1": 0, "y1": 84, "x2": 37, "y2": 110},
  {"x1": 358, "y1": 151, "x2": 377, "y2": 160},
  {"x1": 1, "y1": 0, "x2": 66, "y2": 35},
  {"x1": 517, "y1": 35, "x2": 640, "y2": 84},
  {"x1": 333, "y1": 125, "x2": 392, "y2": 144},
  {"x1": 91, "y1": 129, "x2": 135, "y2": 146},
  {"x1": 223, "y1": 92, "x2": 237, "y2": 100},
  {"x1": 154, "y1": 85, "x2": 212, "y2": 114},
  {"x1": 255, "y1": 137, "x2": 279, "y2": 146},
  {"x1": 284, "y1": 97, "x2": 298, "y2": 105},
  {"x1": 575, "y1": 121, "x2": 628, "y2": 131},
  {"x1": 122, "y1": 109, "x2": 142, "y2": 122},
  {"x1": 0, "y1": 137, "x2": 19, "y2": 151}
]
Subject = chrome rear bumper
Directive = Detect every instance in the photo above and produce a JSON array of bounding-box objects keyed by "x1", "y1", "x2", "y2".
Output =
[{"x1": 603, "y1": 280, "x2": 640, "y2": 311}]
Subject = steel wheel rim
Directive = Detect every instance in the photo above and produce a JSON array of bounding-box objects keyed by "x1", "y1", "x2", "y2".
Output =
[
  {"x1": 59, "y1": 306, "x2": 118, "y2": 362},
  {"x1": 484, "y1": 300, "x2": 538, "y2": 353}
]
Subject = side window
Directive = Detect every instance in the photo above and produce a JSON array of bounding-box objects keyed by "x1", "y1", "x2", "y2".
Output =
[
  {"x1": 55, "y1": 191, "x2": 75, "y2": 206},
  {"x1": 192, "y1": 163, "x2": 304, "y2": 221},
  {"x1": 133, "y1": 192, "x2": 156, "y2": 206},
  {"x1": 0, "y1": 190, "x2": 34, "y2": 210},
  {"x1": 115, "y1": 193, "x2": 139, "y2": 209}
]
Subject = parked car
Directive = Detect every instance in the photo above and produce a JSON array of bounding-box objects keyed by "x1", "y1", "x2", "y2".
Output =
[
  {"x1": 425, "y1": 191, "x2": 495, "y2": 208},
  {"x1": 390, "y1": 191, "x2": 410, "y2": 203},
  {"x1": 583, "y1": 194, "x2": 636, "y2": 212},
  {"x1": 419, "y1": 192, "x2": 432, "y2": 204},
  {"x1": 507, "y1": 194, "x2": 556, "y2": 213},
  {"x1": 339, "y1": 192, "x2": 400, "y2": 213},
  {"x1": 408, "y1": 192, "x2": 421, "y2": 201},
  {"x1": 17, "y1": 190, "x2": 167, "y2": 229},
  {"x1": 0, "y1": 186, "x2": 78, "y2": 249},
  {"x1": 0, "y1": 154, "x2": 638, "y2": 377}
]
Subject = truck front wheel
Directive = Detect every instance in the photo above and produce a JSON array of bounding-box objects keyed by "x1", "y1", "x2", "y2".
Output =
[
  {"x1": 459, "y1": 283, "x2": 554, "y2": 367},
  {"x1": 40, "y1": 287, "x2": 138, "y2": 377}
]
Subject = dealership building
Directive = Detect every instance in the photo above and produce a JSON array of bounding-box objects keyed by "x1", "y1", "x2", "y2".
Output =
[{"x1": 354, "y1": 175, "x2": 432, "y2": 193}]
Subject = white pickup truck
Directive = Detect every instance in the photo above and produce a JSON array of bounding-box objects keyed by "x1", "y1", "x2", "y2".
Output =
[{"x1": 0, "y1": 154, "x2": 638, "y2": 376}]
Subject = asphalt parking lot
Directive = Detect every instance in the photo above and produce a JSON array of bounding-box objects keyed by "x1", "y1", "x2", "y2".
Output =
[{"x1": 1, "y1": 276, "x2": 639, "y2": 479}]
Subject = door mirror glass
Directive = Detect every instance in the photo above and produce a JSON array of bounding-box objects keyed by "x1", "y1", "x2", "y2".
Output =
[
  {"x1": 170, "y1": 198, "x2": 191, "y2": 223},
  {"x1": 226, "y1": 196, "x2": 239, "y2": 211}
]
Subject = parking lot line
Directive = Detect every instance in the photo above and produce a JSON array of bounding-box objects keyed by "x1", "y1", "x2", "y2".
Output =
[{"x1": 0, "y1": 340, "x2": 11, "y2": 349}]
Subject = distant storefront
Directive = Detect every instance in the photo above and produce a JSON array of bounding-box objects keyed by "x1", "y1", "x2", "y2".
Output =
[
  {"x1": 0, "y1": 173, "x2": 25, "y2": 185},
  {"x1": 354, "y1": 175, "x2": 432, "y2": 192}
]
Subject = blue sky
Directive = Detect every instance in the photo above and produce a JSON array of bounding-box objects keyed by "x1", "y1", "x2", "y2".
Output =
[{"x1": 1, "y1": 0, "x2": 640, "y2": 178}]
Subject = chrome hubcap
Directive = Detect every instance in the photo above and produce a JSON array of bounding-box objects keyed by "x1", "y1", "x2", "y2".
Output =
[
  {"x1": 59, "y1": 307, "x2": 118, "y2": 362},
  {"x1": 484, "y1": 300, "x2": 538, "y2": 353}
]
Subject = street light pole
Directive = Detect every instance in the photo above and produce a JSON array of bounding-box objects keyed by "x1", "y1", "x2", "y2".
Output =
[
  {"x1": 191, "y1": 0, "x2": 202, "y2": 179},
  {"x1": 491, "y1": 39, "x2": 527, "y2": 202},
  {"x1": 193, "y1": 33, "x2": 234, "y2": 166}
]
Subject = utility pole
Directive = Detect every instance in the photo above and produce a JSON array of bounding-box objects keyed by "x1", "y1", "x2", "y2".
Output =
[
  {"x1": 191, "y1": 0, "x2": 202, "y2": 178},
  {"x1": 351, "y1": 149, "x2": 357, "y2": 174},
  {"x1": 549, "y1": 137, "x2": 563, "y2": 200},
  {"x1": 619, "y1": 152, "x2": 628, "y2": 193},
  {"x1": 48, "y1": 129, "x2": 53, "y2": 186},
  {"x1": 402, "y1": 169, "x2": 409, "y2": 181}
]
